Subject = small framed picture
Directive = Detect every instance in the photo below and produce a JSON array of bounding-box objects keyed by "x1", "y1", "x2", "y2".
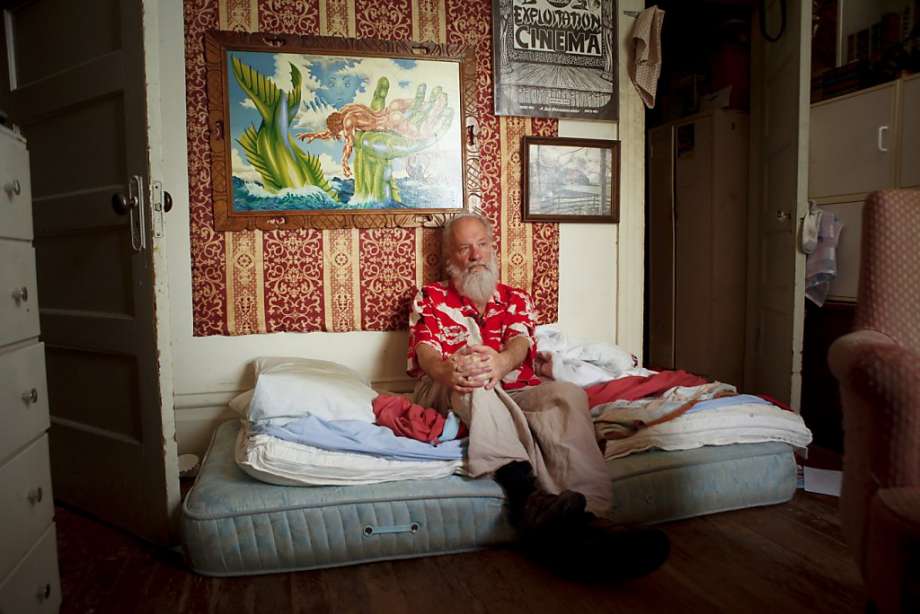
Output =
[{"x1": 521, "y1": 136, "x2": 620, "y2": 224}]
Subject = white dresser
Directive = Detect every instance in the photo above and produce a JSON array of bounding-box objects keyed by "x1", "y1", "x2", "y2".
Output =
[{"x1": 0, "y1": 125, "x2": 61, "y2": 613}]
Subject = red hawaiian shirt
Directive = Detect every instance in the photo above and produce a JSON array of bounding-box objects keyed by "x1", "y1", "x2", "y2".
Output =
[{"x1": 407, "y1": 280, "x2": 541, "y2": 390}]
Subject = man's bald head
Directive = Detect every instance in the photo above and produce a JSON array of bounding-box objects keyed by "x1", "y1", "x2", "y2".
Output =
[
  {"x1": 443, "y1": 213, "x2": 493, "y2": 261},
  {"x1": 442, "y1": 213, "x2": 498, "y2": 305}
]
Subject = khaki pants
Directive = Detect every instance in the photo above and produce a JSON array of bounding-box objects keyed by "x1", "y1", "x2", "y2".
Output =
[{"x1": 413, "y1": 378, "x2": 612, "y2": 514}]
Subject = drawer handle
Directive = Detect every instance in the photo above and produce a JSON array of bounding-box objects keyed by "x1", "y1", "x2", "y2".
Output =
[
  {"x1": 27, "y1": 486, "x2": 43, "y2": 505},
  {"x1": 22, "y1": 388, "x2": 39, "y2": 404},
  {"x1": 36, "y1": 583, "x2": 51, "y2": 602},
  {"x1": 11, "y1": 286, "x2": 28, "y2": 304},
  {"x1": 3, "y1": 179, "x2": 21, "y2": 197}
]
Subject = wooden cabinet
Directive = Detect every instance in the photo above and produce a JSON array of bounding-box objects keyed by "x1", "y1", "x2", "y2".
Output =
[
  {"x1": 0, "y1": 125, "x2": 61, "y2": 614},
  {"x1": 899, "y1": 74, "x2": 920, "y2": 189},
  {"x1": 809, "y1": 82, "x2": 897, "y2": 200},
  {"x1": 808, "y1": 75, "x2": 920, "y2": 304},
  {"x1": 647, "y1": 110, "x2": 749, "y2": 387},
  {"x1": 810, "y1": 75, "x2": 920, "y2": 202}
]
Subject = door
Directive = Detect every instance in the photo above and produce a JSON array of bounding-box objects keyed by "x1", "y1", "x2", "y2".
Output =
[
  {"x1": 647, "y1": 124, "x2": 675, "y2": 369},
  {"x1": 0, "y1": 0, "x2": 178, "y2": 542},
  {"x1": 674, "y1": 116, "x2": 715, "y2": 381},
  {"x1": 744, "y1": 0, "x2": 811, "y2": 408}
]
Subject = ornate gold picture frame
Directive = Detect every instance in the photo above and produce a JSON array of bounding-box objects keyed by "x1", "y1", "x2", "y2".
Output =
[{"x1": 204, "y1": 30, "x2": 478, "y2": 231}]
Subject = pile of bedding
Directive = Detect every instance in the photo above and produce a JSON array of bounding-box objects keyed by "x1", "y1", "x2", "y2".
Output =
[
  {"x1": 534, "y1": 326, "x2": 813, "y2": 461},
  {"x1": 231, "y1": 330, "x2": 812, "y2": 487},
  {"x1": 231, "y1": 357, "x2": 466, "y2": 486}
]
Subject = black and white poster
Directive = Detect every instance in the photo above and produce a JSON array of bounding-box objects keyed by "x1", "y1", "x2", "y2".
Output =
[{"x1": 493, "y1": 0, "x2": 617, "y2": 120}]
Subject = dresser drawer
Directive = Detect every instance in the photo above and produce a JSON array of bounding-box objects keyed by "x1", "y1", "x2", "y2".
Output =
[
  {"x1": 0, "y1": 523, "x2": 60, "y2": 614},
  {"x1": 0, "y1": 240, "x2": 39, "y2": 345},
  {"x1": 0, "y1": 342, "x2": 49, "y2": 464},
  {"x1": 0, "y1": 435, "x2": 54, "y2": 580},
  {"x1": 0, "y1": 129, "x2": 33, "y2": 241}
]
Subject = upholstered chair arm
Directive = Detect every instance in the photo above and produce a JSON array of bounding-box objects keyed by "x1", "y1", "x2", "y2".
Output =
[
  {"x1": 829, "y1": 330, "x2": 920, "y2": 567},
  {"x1": 830, "y1": 330, "x2": 920, "y2": 487}
]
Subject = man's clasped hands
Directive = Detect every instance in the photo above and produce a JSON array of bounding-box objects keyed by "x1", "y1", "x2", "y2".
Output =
[{"x1": 448, "y1": 345, "x2": 506, "y2": 393}]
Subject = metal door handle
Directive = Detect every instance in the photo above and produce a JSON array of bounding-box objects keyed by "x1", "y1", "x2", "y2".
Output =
[
  {"x1": 775, "y1": 210, "x2": 791, "y2": 223},
  {"x1": 4, "y1": 179, "x2": 21, "y2": 196},
  {"x1": 111, "y1": 192, "x2": 137, "y2": 215},
  {"x1": 11, "y1": 286, "x2": 28, "y2": 303},
  {"x1": 22, "y1": 388, "x2": 38, "y2": 404},
  {"x1": 878, "y1": 125, "x2": 889, "y2": 152},
  {"x1": 27, "y1": 486, "x2": 43, "y2": 505},
  {"x1": 112, "y1": 176, "x2": 147, "y2": 251}
]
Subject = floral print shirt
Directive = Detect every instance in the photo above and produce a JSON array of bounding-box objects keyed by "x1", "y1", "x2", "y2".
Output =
[{"x1": 407, "y1": 280, "x2": 540, "y2": 390}]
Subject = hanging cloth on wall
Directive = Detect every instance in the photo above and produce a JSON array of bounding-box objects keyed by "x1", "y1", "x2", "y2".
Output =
[
  {"x1": 805, "y1": 211, "x2": 845, "y2": 307},
  {"x1": 628, "y1": 6, "x2": 666, "y2": 109}
]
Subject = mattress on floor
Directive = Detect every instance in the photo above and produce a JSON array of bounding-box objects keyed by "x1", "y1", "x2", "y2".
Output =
[{"x1": 182, "y1": 421, "x2": 797, "y2": 576}]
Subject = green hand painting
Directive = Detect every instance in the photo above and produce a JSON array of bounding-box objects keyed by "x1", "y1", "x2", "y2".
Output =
[
  {"x1": 231, "y1": 57, "x2": 338, "y2": 201},
  {"x1": 298, "y1": 77, "x2": 454, "y2": 205}
]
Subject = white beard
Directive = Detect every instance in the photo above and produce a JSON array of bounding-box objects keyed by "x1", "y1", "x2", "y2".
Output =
[{"x1": 447, "y1": 255, "x2": 499, "y2": 305}]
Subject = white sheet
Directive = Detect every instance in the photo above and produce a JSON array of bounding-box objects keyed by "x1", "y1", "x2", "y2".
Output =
[
  {"x1": 598, "y1": 403, "x2": 813, "y2": 460},
  {"x1": 235, "y1": 420, "x2": 465, "y2": 486},
  {"x1": 535, "y1": 325, "x2": 652, "y2": 386}
]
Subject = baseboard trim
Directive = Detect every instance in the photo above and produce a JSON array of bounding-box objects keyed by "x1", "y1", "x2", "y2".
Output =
[{"x1": 175, "y1": 405, "x2": 238, "y2": 455}]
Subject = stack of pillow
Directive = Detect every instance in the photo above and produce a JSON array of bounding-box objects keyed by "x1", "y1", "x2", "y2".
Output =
[{"x1": 230, "y1": 357, "x2": 465, "y2": 487}]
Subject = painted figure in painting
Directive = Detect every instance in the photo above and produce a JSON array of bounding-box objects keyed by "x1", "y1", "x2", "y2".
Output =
[
  {"x1": 231, "y1": 57, "x2": 338, "y2": 201},
  {"x1": 298, "y1": 77, "x2": 452, "y2": 204}
]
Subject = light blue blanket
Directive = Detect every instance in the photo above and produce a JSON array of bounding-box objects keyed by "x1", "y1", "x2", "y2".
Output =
[{"x1": 252, "y1": 415, "x2": 467, "y2": 461}]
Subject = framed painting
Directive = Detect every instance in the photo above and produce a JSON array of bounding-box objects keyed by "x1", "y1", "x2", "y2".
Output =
[
  {"x1": 521, "y1": 136, "x2": 619, "y2": 223},
  {"x1": 203, "y1": 31, "x2": 478, "y2": 231}
]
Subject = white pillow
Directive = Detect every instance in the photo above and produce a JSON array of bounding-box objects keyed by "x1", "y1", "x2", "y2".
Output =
[{"x1": 247, "y1": 357, "x2": 378, "y2": 423}]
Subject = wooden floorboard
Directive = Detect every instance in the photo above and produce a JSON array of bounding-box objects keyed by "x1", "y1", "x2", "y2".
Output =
[{"x1": 55, "y1": 491, "x2": 865, "y2": 614}]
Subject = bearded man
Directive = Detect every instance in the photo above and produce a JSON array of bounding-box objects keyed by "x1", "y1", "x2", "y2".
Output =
[{"x1": 407, "y1": 213, "x2": 669, "y2": 579}]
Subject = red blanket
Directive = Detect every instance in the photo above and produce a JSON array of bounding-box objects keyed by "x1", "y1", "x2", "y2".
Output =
[
  {"x1": 373, "y1": 395, "x2": 468, "y2": 443},
  {"x1": 585, "y1": 370, "x2": 708, "y2": 408}
]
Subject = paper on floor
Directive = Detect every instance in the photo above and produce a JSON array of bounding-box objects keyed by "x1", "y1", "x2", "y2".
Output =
[{"x1": 803, "y1": 466, "x2": 842, "y2": 497}]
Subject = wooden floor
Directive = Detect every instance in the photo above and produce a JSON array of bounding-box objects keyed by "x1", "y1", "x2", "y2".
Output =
[{"x1": 56, "y1": 491, "x2": 864, "y2": 614}]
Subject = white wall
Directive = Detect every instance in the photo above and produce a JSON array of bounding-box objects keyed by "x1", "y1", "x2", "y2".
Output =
[{"x1": 153, "y1": 0, "x2": 645, "y2": 453}]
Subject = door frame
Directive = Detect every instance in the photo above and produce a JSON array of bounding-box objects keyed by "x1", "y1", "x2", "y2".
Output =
[
  {"x1": 142, "y1": 0, "x2": 181, "y2": 539},
  {"x1": 743, "y1": 0, "x2": 812, "y2": 409}
]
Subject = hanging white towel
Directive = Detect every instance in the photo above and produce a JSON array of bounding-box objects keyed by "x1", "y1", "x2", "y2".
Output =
[
  {"x1": 805, "y1": 211, "x2": 844, "y2": 306},
  {"x1": 629, "y1": 6, "x2": 665, "y2": 109}
]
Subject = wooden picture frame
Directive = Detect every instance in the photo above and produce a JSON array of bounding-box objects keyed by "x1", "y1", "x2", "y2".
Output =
[
  {"x1": 521, "y1": 136, "x2": 620, "y2": 223},
  {"x1": 203, "y1": 30, "x2": 479, "y2": 231}
]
